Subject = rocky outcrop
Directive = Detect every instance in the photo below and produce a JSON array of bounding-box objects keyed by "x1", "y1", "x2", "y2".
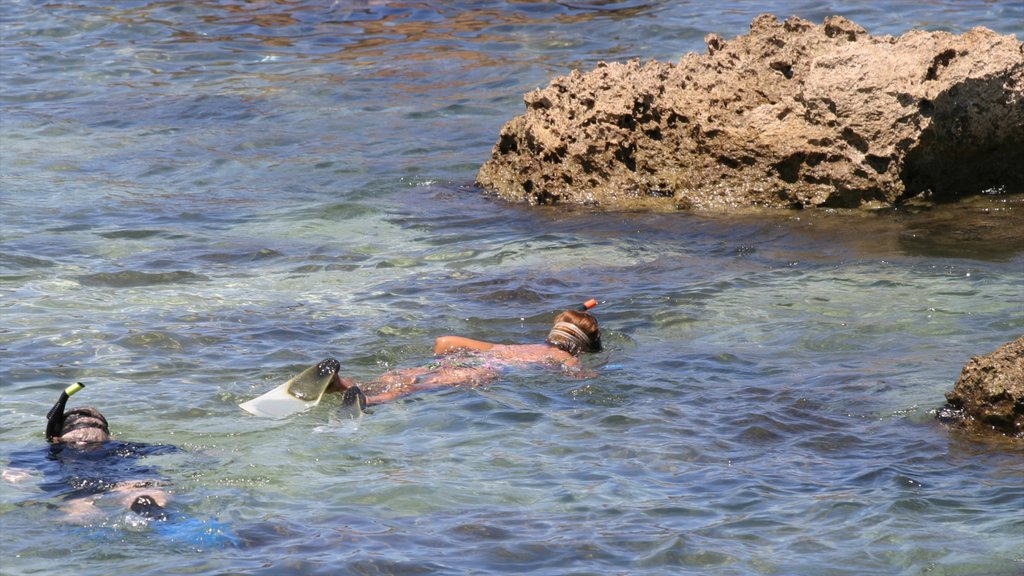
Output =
[
  {"x1": 942, "y1": 336, "x2": 1024, "y2": 438},
  {"x1": 477, "y1": 15, "x2": 1024, "y2": 210}
]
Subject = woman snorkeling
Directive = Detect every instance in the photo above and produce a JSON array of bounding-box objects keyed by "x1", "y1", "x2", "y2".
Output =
[{"x1": 328, "y1": 300, "x2": 602, "y2": 406}]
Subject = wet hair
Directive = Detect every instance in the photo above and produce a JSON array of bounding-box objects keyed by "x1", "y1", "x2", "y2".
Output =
[
  {"x1": 545, "y1": 310, "x2": 602, "y2": 355},
  {"x1": 58, "y1": 407, "x2": 110, "y2": 443}
]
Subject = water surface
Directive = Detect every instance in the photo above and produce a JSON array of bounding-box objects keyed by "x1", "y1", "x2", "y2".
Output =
[{"x1": 2, "y1": 1, "x2": 1023, "y2": 575}]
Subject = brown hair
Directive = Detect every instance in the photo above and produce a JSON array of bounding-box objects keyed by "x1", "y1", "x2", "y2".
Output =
[
  {"x1": 58, "y1": 407, "x2": 110, "y2": 443},
  {"x1": 546, "y1": 310, "x2": 602, "y2": 355}
]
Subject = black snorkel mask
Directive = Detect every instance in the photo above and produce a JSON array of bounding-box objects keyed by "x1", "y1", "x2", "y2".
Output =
[{"x1": 45, "y1": 382, "x2": 85, "y2": 441}]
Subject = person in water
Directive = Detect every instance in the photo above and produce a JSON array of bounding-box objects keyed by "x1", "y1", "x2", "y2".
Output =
[
  {"x1": 328, "y1": 301, "x2": 603, "y2": 405},
  {"x1": 2, "y1": 383, "x2": 177, "y2": 523}
]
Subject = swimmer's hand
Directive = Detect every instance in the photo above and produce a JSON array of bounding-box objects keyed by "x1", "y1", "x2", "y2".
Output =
[{"x1": 1, "y1": 467, "x2": 35, "y2": 484}]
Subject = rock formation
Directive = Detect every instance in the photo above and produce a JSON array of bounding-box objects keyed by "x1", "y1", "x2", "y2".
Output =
[
  {"x1": 942, "y1": 336, "x2": 1024, "y2": 438},
  {"x1": 477, "y1": 15, "x2": 1024, "y2": 210}
]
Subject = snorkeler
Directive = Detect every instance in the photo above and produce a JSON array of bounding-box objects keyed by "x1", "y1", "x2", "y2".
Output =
[
  {"x1": 3, "y1": 384, "x2": 240, "y2": 547},
  {"x1": 3, "y1": 383, "x2": 178, "y2": 523},
  {"x1": 327, "y1": 299, "x2": 603, "y2": 405}
]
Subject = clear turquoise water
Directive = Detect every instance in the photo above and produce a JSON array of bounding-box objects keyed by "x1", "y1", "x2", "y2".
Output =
[{"x1": 1, "y1": 2, "x2": 1023, "y2": 574}]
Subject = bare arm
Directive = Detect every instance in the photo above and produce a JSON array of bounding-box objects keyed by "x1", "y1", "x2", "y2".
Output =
[
  {"x1": 433, "y1": 336, "x2": 496, "y2": 355},
  {"x1": 2, "y1": 467, "x2": 35, "y2": 484}
]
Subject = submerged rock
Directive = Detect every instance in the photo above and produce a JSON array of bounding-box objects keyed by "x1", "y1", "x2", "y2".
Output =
[
  {"x1": 477, "y1": 14, "x2": 1024, "y2": 210},
  {"x1": 941, "y1": 336, "x2": 1024, "y2": 438}
]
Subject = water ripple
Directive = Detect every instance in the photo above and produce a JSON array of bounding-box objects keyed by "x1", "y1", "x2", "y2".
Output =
[{"x1": 2, "y1": 1, "x2": 1023, "y2": 575}]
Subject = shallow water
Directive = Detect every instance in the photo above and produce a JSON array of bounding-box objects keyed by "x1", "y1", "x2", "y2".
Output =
[{"x1": 2, "y1": 1, "x2": 1023, "y2": 574}]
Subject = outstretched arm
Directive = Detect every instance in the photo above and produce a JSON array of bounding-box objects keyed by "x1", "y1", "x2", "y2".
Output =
[
  {"x1": 433, "y1": 336, "x2": 496, "y2": 355},
  {"x1": 2, "y1": 467, "x2": 36, "y2": 484}
]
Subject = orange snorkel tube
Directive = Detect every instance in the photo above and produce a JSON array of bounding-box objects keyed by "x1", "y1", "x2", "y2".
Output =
[{"x1": 556, "y1": 298, "x2": 600, "y2": 353}]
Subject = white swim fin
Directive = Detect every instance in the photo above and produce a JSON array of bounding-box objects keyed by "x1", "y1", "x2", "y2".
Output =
[{"x1": 240, "y1": 358, "x2": 340, "y2": 419}]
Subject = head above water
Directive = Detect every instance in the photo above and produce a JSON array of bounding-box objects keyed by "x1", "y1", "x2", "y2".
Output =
[
  {"x1": 58, "y1": 407, "x2": 111, "y2": 444},
  {"x1": 45, "y1": 383, "x2": 111, "y2": 444},
  {"x1": 546, "y1": 309, "x2": 602, "y2": 355}
]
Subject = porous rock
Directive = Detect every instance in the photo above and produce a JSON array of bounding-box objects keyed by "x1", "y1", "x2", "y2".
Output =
[
  {"x1": 942, "y1": 336, "x2": 1024, "y2": 438},
  {"x1": 477, "y1": 15, "x2": 1024, "y2": 210}
]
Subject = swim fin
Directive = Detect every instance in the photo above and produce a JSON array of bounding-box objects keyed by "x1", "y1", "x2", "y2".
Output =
[
  {"x1": 239, "y1": 358, "x2": 341, "y2": 419},
  {"x1": 131, "y1": 495, "x2": 170, "y2": 521},
  {"x1": 337, "y1": 385, "x2": 367, "y2": 420}
]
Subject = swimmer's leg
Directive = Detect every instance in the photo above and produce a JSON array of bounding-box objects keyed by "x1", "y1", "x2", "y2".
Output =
[
  {"x1": 364, "y1": 366, "x2": 500, "y2": 404},
  {"x1": 362, "y1": 368, "x2": 438, "y2": 404},
  {"x1": 326, "y1": 373, "x2": 360, "y2": 394},
  {"x1": 364, "y1": 390, "x2": 404, "y2": 404}
]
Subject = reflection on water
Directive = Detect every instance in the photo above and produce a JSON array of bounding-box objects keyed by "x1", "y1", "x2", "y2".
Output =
[
  {"x1": 894, "y1": 194, "x2": 1024, "y2": 260},
  {"x1": 2, "y1": 1, "x2": 1023, "y2": 575}
]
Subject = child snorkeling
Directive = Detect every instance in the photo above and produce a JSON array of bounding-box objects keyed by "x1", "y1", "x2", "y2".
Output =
[{"x1": 328, "y1": 300, "x2": 602, "y2": 405}]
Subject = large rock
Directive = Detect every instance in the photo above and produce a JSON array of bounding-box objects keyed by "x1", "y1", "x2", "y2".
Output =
[
  {"x1": 942, "y1": 336, "x2": 1024, "y2": 438},
  {"x1": 477, "y1": 15, "x2": 1024, "y2": 210}
]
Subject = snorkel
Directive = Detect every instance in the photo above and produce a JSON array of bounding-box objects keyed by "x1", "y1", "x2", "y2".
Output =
[
  {"x1": 577, "y1": 298, "x2": 598, "y2": 312},
  {"x1": 45, "y1": 382, "x2": 85, "y2": 441}
]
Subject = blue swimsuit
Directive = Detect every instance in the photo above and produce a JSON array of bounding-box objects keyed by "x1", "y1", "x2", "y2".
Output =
[{"x1": 8, "y1": 440, "x2": 179, "y2": 500}]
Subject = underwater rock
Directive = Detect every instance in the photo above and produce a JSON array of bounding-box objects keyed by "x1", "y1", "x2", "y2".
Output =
[
  {"x1": 477, "y1": 14, "x2": 1024, "y2": 210},
  {"x1": 942, "y1": 336, "x2": 1024, "y2": 438}
]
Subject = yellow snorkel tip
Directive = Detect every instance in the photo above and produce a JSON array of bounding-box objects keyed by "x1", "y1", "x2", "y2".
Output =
[{"x1": 46, "y1": 382, "x2": 86, "y2": 441}]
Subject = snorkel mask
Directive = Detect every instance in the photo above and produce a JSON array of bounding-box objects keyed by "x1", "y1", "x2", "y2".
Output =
[
  {"x1": 547, "y1": 298, "x2": 601, "y2": 354},
  {"x1": 45, "y1": 382, "x2": 86, "y2": 441}
]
